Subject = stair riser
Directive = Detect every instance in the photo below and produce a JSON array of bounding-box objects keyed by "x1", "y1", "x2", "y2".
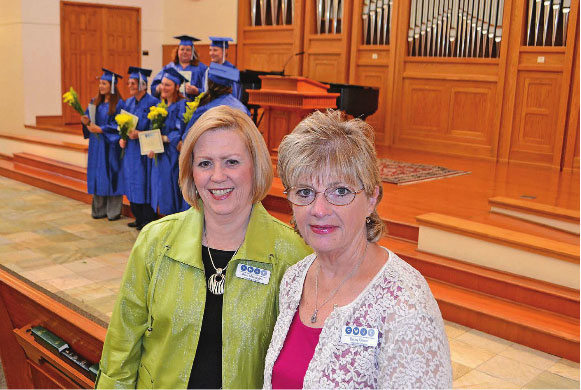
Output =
[
  {"x1": 13, "y1": 156, "x2": 85, "y2": 181},
  {"x1": 0, "y1": 167, "x2": 133, "y2": 218},
  {"x1": 404, "y1": 255, "x2": 579, "y2": 318},
  {"x1": 439, "y1": 300, "x2": 580, "y2": 363}
]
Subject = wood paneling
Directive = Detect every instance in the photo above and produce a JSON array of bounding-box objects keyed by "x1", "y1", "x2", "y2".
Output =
[
  {"x1": 237, "y1": 0, "x2": 304, "y2": 74},
  {"x1": 60, "y1": 2, "x2": 140, "y2": 124},
  {"x1": 509, "y1": 72, "x2": 563, "y2": 165},
  {"x1": 302, "y1": 0, "x2": 353, "y2": 83},
  {"x1": 0, "y1": 267, "x2": 105, "y2": 388},
  {"x1": 396, "y1": 76, "x2": 497, "y2": 157}
]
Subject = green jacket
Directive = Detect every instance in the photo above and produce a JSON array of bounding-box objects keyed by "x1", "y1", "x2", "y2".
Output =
[{"x1": 95, "y1": 203, "x2": 311, "y2": 389}]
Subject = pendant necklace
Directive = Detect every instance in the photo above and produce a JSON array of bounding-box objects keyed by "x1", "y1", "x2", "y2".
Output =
[
  {"x1": 204, "y1": 230, "x2": 241, "y2": 295},
  {"x1": 311, "y1": 242, "x2": 368, "y2": 324}
]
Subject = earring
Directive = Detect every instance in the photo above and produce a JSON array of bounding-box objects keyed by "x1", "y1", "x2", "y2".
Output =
[{"x1": 366, "y1": 216, "x2": 371, "y2": 224}]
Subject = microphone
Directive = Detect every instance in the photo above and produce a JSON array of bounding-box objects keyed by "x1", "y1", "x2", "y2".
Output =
[{"x1": 281, "y1": 51, "x2": 305, "y2": 76}]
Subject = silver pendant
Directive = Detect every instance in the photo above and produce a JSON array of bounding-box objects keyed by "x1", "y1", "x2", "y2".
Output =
[
  {"x1": 310, "y1": 309, "x2": 318, "y2": 323},
  {"x1": 208, "y1": 268, "x2": 225, "y2": 295}
]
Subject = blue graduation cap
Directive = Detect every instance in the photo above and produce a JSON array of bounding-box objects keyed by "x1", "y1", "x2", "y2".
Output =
[
  {"x1": 208, "y1": 62, "x2": 239, "y2": 87},
  {"x1": 162, "y1": 67, "x2": 188, "y2": 86},
  {"x1": 174, "y1": 35, "x2": 201, "y2": 47},
  {"x1": 209, "y1": 36, "x2": 233, "y2": 49},
  {"x1": 100, "y1": 68, "x2": 123, "y2": 94},
  {"x1": 128, "y1": 66, "x2": 152, "y2": 91}
]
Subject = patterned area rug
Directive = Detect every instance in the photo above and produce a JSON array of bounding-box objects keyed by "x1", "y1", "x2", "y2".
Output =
[{"x1": 378, "y1": 158, "x2": 470, "y2": 185}]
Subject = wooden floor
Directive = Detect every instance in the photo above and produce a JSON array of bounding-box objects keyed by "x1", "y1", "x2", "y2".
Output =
[{"x1": 373, "y1": 146, "x2": 579, "y2": 227}]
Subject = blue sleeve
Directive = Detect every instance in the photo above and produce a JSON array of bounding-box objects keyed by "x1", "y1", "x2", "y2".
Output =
[
  {"x1": 101, "y1": 100, "x2": 124, "y2": 143},
  {"x1": 82, "y1": 106, "x2": 90, "y2": 139},
  {"x1": 167, "y1": 101, "x2": 186, "y2": 147}
]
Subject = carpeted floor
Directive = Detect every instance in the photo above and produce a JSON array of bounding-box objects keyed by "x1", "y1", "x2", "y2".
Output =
[{"x1": 378, "y1": 158, "x2": 470, "y2": 185}]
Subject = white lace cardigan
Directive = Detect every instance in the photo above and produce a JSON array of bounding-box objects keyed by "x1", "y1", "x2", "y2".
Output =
[{"x1": 263, "y1": 248, "x2": 453, "y2": 389}]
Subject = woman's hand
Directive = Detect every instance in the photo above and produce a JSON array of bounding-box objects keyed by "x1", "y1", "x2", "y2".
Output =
[
  {"x1": 147, "y1": 151, "x2": 155, "y2": 159},
  {"x1": 119, "y1": 139, "x2": 126, "y2": 148},
  {"x1": 81, "y1": 115, "x2": 90, "y2": 126},
  {"x1": 88, "y1": 123, "x2": 102, "y2": 133},
  {"x1": 185, "y1": 84, "x2": 199, "y2": 95},
  {"x1": 128, "y1": 129, "x2": 139, "y2": 140},
  {"x1": 162, "y1": 135, "x2": 169, "y2": 143}
]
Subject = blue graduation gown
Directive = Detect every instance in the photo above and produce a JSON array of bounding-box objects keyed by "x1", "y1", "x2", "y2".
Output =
[
  {"x1": 201, "y1": 61, "x2": 242, "y2": 100},
  {"x1": 150, "y1": 99, "x2": 187, "y2": 215},
  {"x1": 122, "y1": 93, "x2": 160, "y2": 204},
  {"x1": 182, "y1": 94, "x2": 251, "y2": 142},
  {"x1": 83, "y1": 100, "x2": 125, "y2": 197},
  {"x1": 151, "y1": 62, "x2": 208, "y2": 101}
]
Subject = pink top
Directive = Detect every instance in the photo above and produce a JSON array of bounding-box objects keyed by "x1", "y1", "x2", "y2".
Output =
[{"x1": 271, "y1": 310, "x2": 322, "y2": 389}]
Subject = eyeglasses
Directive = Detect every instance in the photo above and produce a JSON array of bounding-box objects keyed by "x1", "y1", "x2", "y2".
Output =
[{"x1": 284, "y1": 185, "x2": 364, "y2": 206}]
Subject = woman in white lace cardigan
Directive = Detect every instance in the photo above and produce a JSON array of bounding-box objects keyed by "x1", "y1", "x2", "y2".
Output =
[{"x1": 263, "y1": 110, "x2": 452, "y2": 389}]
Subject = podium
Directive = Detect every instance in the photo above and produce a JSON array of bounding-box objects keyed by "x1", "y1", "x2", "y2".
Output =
[{"x1": 247, "y1": 76, "x2": 339, "y2": 155}]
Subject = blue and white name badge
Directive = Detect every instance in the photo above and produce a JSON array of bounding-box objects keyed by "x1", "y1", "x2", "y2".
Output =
[
  {"x1": 341, "y1": 325, "x2": 379, "y2": 347},
  {"x1": 235, "y1": 263, "x2": 271, "y2": 285}
]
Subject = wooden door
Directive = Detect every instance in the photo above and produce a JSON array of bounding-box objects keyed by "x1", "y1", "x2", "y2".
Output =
[{"x1": 61, "y1": 2, "x2": 140, "y2": 124}]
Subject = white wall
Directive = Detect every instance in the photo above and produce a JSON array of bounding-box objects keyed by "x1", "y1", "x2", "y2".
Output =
[
  {"x1": 0, "y1": 1, "x2": 25, "y2": 132},
  {"x1": 162, "y1": 0, "x2": 238, "y2": 46}
]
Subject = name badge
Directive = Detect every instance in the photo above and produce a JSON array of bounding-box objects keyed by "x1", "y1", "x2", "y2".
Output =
[
  {"x1": 235, "y1": 263, "x2": 271, "y2": 285},
  {"x1": 341, "y1": 325, "x2": 379, "y2": 347}
]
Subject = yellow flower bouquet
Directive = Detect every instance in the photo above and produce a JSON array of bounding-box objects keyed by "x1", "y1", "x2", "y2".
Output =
[
  {"x1": 147, "y1": 101, "x2": 168, "y2": 131},
  {"x1": 182, "y1": 92, "x2": 206, "y2": 125},
  {"x1": 147, "y1": 101, "x2": 169, "y2": 165},
  {"x1": 115, "y1": 113, "x2": 136, "y2": 159},
  {"x1": 62, "y1": 87, "x2": 85, "y2": 116}
]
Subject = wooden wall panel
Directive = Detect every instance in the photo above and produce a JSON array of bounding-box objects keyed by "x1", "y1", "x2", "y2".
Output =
[
  {"x1": 61, "y1": 2, "x2": 140, "y2": 124},
  {"x1": 509, "y1": 72, "x2": 563, "y2": 165},
  {"x1": 302, "y1": 0, "x2": 353, "y2": 83},
  {"x1": 103, "y1": 7, "x2": 140, "y2": 100},
  {"x1": 353, "y1": 65, "x2": 388, "y2": 138},
  {"x1": 237, "y1": 0, "x2": 304, "y2": 74},
  {"x1": 396, "y1": 76, "x2": 497, "y2": 157},
  {"x1": 61, "y1": 3, "x2": 103, "y2": 124}
]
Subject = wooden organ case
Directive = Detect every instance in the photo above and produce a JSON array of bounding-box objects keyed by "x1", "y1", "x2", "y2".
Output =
[{"x1": 237, "y1": 0, "x2": 579, "y2": 170}]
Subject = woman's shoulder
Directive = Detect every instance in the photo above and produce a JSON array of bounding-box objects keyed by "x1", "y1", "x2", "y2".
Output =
[
  {"x1": 139, "y1": 208, "x2": 200, "y2": 241},
  {"x1": 375, "y1": 249, "x2": 440, "y2": 313}
]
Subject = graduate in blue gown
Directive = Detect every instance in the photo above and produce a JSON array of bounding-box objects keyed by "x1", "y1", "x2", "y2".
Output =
[
  {"x1": 201, "y1": 37, "x2": 242, "y2": 100},
  {"x1": 81, "y1": 68, "x2": 125, "y2": 221},
  {"x1": 151, "y1": 35, "x2": 207, "y2": 101},
  {"x1": 119, "y1": 66, "x2": 159, "y2": 230},
  {"x1": 183, "y1": 63, "x2": 250, "y2": 143},
  {"x1": 148, "y1": 68, "x2": 188, "y2": 216}
]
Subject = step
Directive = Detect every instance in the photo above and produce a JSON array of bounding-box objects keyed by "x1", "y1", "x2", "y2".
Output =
[
  {"x1": 0, "y1": 160, "x2": 131, "y2": 217},
  {"x1": 416, "y1": 213, "x2": 580, "y2": 289},
  {"x1": 0, "y1": 133, "x2": 87, "y2": 152},
  {"x1": 382, "y1": 236, "x2": 579, "y2": 318},
  {"x1": 24, "y1": 123, "x2": 83, "y2": 136},
  {"x1": 429, "y1": 278, "x2": 580, "y2": 362},
  {"x1": 489, "y1": 196, "x2": 580, "y2": 234},
  {"x1": 13, "y1": 153, "x2": 86, "y2": 181}
]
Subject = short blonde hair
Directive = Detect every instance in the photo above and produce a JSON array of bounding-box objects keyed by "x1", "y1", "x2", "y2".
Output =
[
  {"x1": 179, "y1": 105, "x2": 273, "y2": 208},
  {"x1": 277, "y1": 110, "x2": 384, "y2": 242}
]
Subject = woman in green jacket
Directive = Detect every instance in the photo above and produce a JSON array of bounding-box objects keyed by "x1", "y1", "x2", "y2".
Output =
[{"x1": 96, "y1": 106, "x2": 311, "y2": 389}]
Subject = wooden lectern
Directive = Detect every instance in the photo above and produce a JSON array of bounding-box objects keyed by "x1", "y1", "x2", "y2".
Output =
[{"x1": 247, "y1": 76, "x2": 339, "y2": 155}]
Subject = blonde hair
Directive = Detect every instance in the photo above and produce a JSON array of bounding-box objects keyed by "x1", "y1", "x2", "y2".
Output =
[
  {"x1": 179, "y1": 105, "x2": 273, "y2": 208},
  {"x1": 277, "y1": 110, "x2": 384, "y2": 242}
]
